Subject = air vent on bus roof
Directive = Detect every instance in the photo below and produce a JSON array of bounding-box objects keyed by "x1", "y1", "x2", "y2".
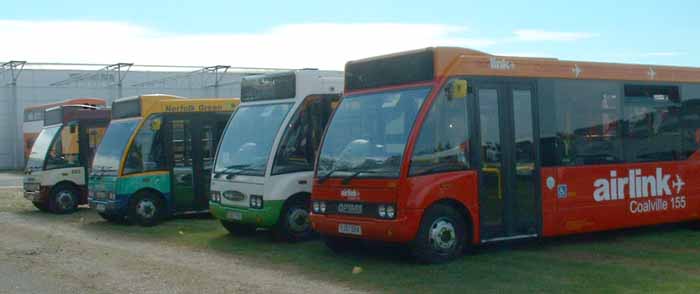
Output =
[{"x1": 345, "y1": 49, "x2": 435, "y2": 92}]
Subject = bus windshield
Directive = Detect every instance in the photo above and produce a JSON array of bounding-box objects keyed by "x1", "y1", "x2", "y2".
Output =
[
  {"x1": 92, "y1": 119, "x2": 140, "y2": 175},
  {"x1": 214, "y1": 103, "x2": 293, "y2": 177},
  {"x1": 317, "y1": 87, "x2": 431, "y2": 178},
  {"x1": 26, "y1": 125, "x2": 61, "y2": 171}
]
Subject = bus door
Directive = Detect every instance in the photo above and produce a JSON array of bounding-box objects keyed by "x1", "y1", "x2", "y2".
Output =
[
  {"x1": 167, "y1": 114, "x2": 229, "y2": 212},
  {"x1": 167, "y1": 115, "x2": 196, "y2": 212},
  {"x1": 78, "y1": 120, "x2": 108, "y2": 184},
  {"x1": 473, "y1": 79, "x2": 540, "y2": 241}
]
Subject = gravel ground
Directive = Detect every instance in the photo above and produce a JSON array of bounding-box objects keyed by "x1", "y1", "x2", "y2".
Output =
[{"x1": 0, "y1": 172, "x2": 365, "y2": 294}]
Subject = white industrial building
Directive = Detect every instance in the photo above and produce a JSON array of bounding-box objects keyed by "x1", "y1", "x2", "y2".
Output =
[{"x1": 0, "y1": 61, "x2": 285, "y2": 169}]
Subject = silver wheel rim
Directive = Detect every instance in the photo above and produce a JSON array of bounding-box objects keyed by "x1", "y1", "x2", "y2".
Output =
[
  {"x1": 56, "y1": 191, "x2": 75, "y2": 211},
  {"x1": 429, "y1": 218, "x2": 457, "y2": 252},
  {"x1": 136, "y1": 199, "x2": 157, "y2": 219},
  {"x1": 287, "y1": 208, "x2": 310, "y2": 234}
]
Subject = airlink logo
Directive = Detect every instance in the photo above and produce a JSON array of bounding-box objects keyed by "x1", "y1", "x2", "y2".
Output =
[
  {"x1": 490, "y1": 57, "x2": 515, "y2": 70},
  {"x1": 593, "y1": 168, "x2": 684, "y2": 202},
  {"x1": 340, "y1": 189, "x2": 360, "y2": 199}
]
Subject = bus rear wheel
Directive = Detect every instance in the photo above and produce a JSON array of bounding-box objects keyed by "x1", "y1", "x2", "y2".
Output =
[
  {"x1": 128, "y1": 192, "x2": 164, "y2": 227},
  {"x1": 49, "y1": 185, "x2": 79, "y2": 214},
  {"x1": 275, "y1": 198, "x2": 314, "y2": 242},
  {"x1": 410, "y1": 204, "x2": 466, "y2": 264},
  {"x1": 221, "y1": 220, "x2": 256, "y2": 236}
]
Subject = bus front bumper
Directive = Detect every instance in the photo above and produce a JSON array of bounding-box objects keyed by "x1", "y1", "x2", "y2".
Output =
[
  {"x1": 24, "y1": 184, "x2": 49, "y2": 203},
  {"x1": 310, "y1": 210, "x2": 423, "y2": 243},
  {"x1": 88, "y1": 198, "x2": 128, "y2": 215},
  {"x1": 209, "y1": 201, "x2": 283, "y2": 228}
]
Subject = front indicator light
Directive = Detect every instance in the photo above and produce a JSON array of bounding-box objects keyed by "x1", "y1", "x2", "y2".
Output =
[{"x1": 378, "y1": 205, "x2": 387, "y2": 218}]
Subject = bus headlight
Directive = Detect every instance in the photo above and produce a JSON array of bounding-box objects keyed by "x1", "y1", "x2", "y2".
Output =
[
  {"x1": 210, "y1": 191, "x2": 221, "y2": 203},
  {"x1": 386, "y1": 205, "x2": 396, "y2": 219},
  {"x1": 250, "y1": 195, "x2": 264, "y2": 209},
  {"x1": 312, "y1": 201, "x2": 327, "y2": 214},
  {"x1": 378, "y1": 204, "x2": 396, "y2": 219},
  {"x1": 107, "y1": 191, "x2": 116, "y2": 201}
]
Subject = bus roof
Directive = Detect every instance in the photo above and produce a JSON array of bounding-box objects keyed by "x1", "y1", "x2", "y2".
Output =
[
  {"x1": 24, "y1": 98, "x2": 106, "y2": 112},
  {"x1": 44, "y1": 104, "x2": 111, "y2": 126},
  {"x1": 345, "y1": 47, "x2": 700, "y2": 91}
]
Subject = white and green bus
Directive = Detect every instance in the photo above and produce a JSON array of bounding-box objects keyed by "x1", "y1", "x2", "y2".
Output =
[{"x1": 210, "y1": 69, "x2": 342, "y2": 241}]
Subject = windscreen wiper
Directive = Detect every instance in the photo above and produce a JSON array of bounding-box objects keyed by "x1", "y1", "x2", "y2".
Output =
[
  {"x1": 340, "y1": 170, "x2": 382, "y2": 185},
  {"x1": 215, "y1": 164, "x2": 250, "y2": 178},
  {"x1": 318, "y1": 169, "x2": 352, "y2": 184}
]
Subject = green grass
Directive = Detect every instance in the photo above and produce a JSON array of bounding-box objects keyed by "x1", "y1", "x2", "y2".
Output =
[{"x1": 4, "y1": 189, "x2": 700, "y2": 293}]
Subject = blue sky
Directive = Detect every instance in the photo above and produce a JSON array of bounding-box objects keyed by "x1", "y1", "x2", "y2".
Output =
[{"x1": 1, "y1": 0, "x2": 698, "y2": 69}]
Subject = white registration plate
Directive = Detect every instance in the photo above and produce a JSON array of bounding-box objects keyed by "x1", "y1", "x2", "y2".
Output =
[
  {"x1": 95, "y1": 204, "x2": 106, "y2": 212},
  {"x1": 227, "y1": 211, "x2": 242, "y2": 221},
  {"x1": 338, "y1": 223, "x2": 362, "y2": 236}
]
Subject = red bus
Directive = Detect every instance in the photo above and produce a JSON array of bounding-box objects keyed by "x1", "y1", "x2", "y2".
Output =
[
  {"x1": 310, "y1": 47, "x2": 700, "y2": 263},
  {"x1": 23, "y1": 98, "x2": 106, "y2": 160}
]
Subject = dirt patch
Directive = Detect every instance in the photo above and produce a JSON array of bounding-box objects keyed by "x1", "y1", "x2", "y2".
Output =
[{"x1": 0, "y1": 211, "x2": 366, "y2": 294}]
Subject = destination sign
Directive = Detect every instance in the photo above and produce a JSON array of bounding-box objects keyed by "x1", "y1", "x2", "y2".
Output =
[{"x1": 241, "y1": 72, "x2": 296, "y2": 102}]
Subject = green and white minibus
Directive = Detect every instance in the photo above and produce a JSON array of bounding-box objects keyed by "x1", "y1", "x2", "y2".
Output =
[{"x1": 210, "y1": 69, "x2": 342, "y2": 241}]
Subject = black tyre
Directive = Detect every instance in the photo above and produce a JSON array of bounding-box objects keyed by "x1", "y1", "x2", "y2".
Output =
[
  {"x1": 410, "y1": 204, "x2": 467, "y2": 264},
  {"x1": 48, "y1": 185, "x2": 79, "y2": 214},
  {"x1": 221, "y1": 220, "x2": 257, "y2": 235},
  {"x1": 33, "y1": 201, "x2": 50, "y2": 212},
  {"x1": 322, "y1": 235, "x2": 357, "y2": 253},
  {"x1": 99, "y1": 212, "x2": 127, "y2": 224},
  {"x1": 128, "y1": 191, "x2": 164, "y2": 227},
  {"x1": 274, "y1": 197, "x2": 315, "y2": 242}
]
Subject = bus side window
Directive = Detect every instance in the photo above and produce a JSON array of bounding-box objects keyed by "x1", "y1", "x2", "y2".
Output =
[
  {"x1": 124, "y1": 115, "x2": 166, "y2": 174},
  {"x1": 271, "y1": 94, "x2": 339, "y2": 175},
  {"x1": 46, "y1": 124, "x2": 81, "y2": 169},
  {"x1": 409, "y1": 81, "x2": 470, "y2": 176},
  {"x1": 87, "y1": 126, "x2": 106, "y2": 168},
  {"x1": 550, "y1": 80, "x2": 623, "y2": 166}
]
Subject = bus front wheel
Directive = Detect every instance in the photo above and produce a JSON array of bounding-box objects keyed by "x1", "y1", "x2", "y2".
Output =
[
  {"x1": 49, "y1": 185, "x2": 79, "y2": 214},
  {"x1": 410, "y1": 204, "x2": 466, "y2": 264},
  {"x1": 221, "y1": 220, "x2": 256, "y2": 236},
  {"x1": 275, "y1": 198, "x2": 315, "y2": 242},
  {"x1": 128, "y1": 192, "x2": 164, "y2": 227}
]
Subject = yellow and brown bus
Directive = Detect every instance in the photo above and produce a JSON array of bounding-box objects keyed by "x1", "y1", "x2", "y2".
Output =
[{"x1": 23, "y1": 98, "x2": 106, "y2": 160}]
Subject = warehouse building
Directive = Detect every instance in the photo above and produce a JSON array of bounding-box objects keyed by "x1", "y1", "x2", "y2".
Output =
[{"x1": 0, "y1": 61, "x2": 284, "y2": 169}]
